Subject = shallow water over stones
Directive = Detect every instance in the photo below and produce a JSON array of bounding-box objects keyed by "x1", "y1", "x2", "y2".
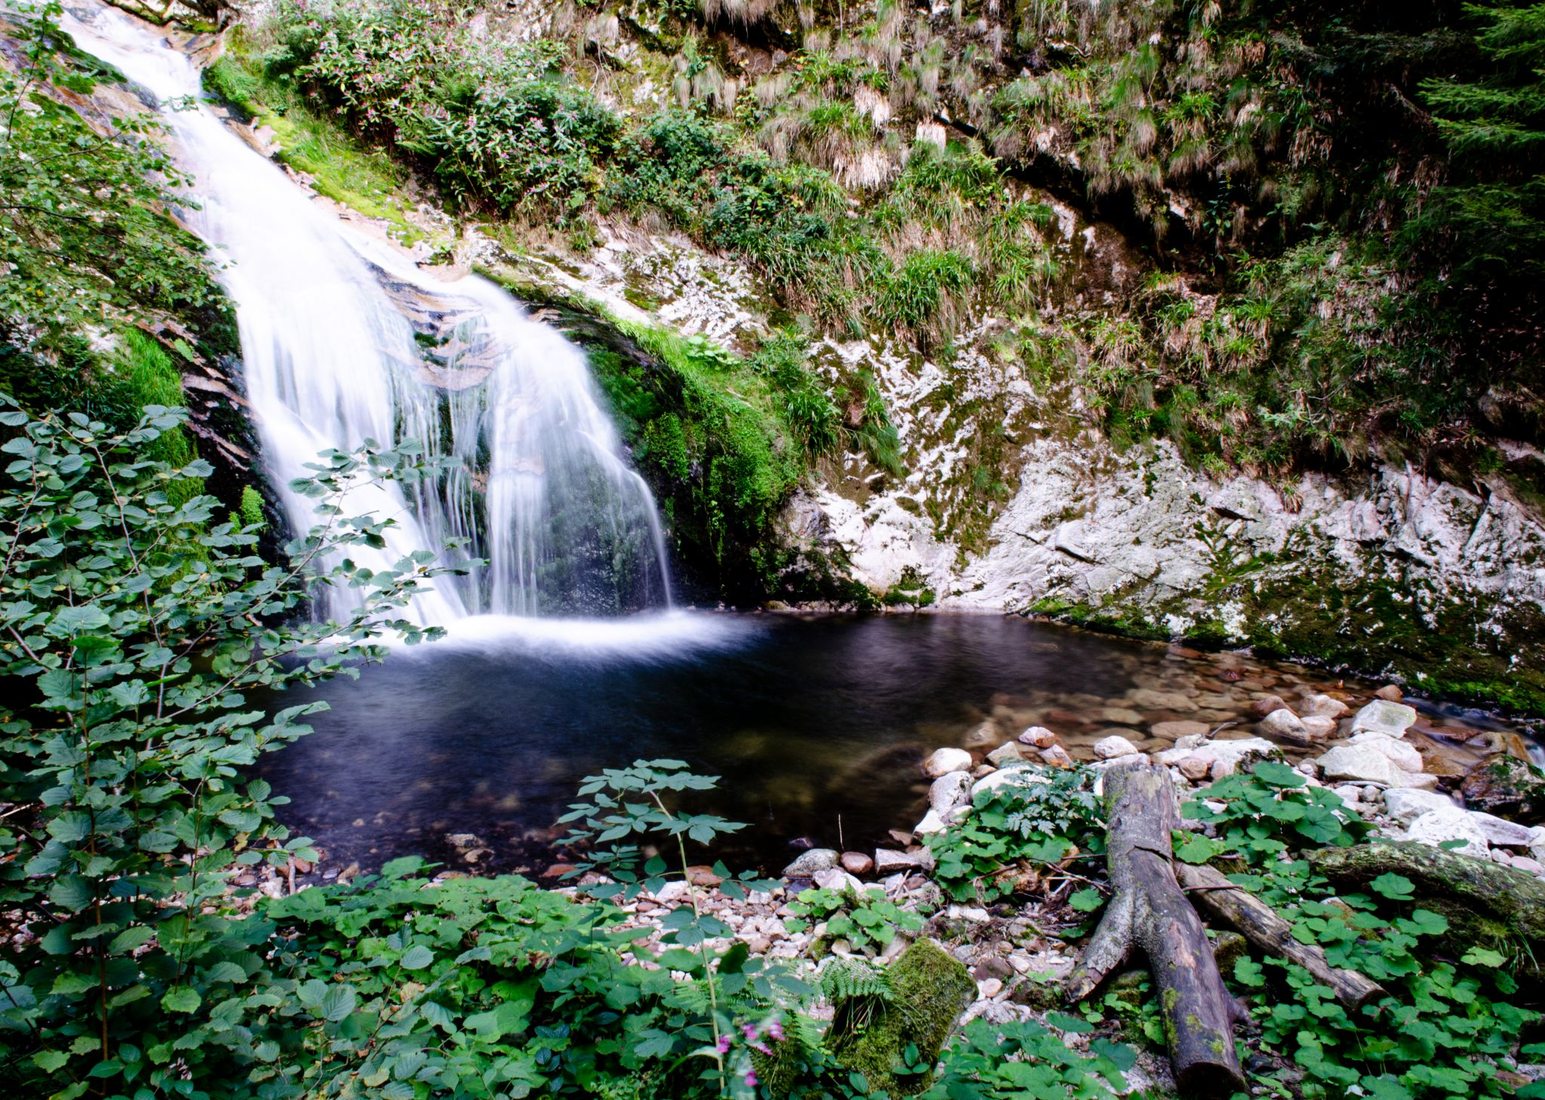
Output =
[{"x1": 262, "y1": 612, "x2": 1523, "y2": 878}]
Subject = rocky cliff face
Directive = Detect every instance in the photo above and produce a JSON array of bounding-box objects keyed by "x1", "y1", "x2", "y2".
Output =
[{"x1": 197, "y1": 0, "x2": 1545, "y2": 706}]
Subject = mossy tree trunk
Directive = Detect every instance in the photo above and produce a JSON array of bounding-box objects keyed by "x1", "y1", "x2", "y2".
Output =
[
  {"x1": 1067, "y1": 760, "x2": 1246, "y2": 1098},
  {"x1": 1308, "y1": 840, "x2": 1545, "y2": 978}
]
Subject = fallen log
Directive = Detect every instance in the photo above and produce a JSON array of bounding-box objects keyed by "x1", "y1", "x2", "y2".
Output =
[
  {"x1": 1176, "y1": 862, "x2": 1385, "y2": 1009},
  {"x1": 1066, "y1": 760, "x2": 1245, "y2": 1097},
  {"x1": 1308, "y1": 839, "x2": 1545, "y2": 976}
]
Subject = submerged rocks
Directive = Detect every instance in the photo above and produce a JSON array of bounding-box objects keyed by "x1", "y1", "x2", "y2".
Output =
[
  {"x1": 924, "y1": 747, "x2": 973, "y2": 778},
  {"x1": 1249, "y1": 695, "x2": 1291, "y2": 720},
  {"x1": 1150, "y1": 719, "x2": 1210, "y2": 741}
]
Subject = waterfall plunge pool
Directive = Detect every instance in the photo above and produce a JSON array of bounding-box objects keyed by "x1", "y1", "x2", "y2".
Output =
[{"x1": 260, "y1": 611, "x2": 1512, "y2": 878}]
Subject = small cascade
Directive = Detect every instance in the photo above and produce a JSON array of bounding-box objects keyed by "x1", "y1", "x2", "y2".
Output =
[{"x1": 61, "y1": 2, "x2": 671, "y2": 625}]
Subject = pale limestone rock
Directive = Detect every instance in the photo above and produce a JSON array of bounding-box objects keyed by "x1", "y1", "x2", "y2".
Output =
[
  {"x1": 1039, "y1": 744, "x2": 1075, "y2": 768},
  {"x1": 914, "y1": 809, "x2": 949, "y2": 835},
  {"x1": 1258, "y1": 708, "x2": 1309, "y2": 740},
  {"x1": 924, "y1": 747, "x2": 972, "y2": 777},
  {"x1": 1381, "y1": 787, "x2": 1455, "y2": 825},
  {"x1": 1469, "y1": 811, "x2": 1539, "y2": 849},
  {"x1": 812, "y1": 867, "x2": 865, "y2": 894},
  {"x1": 1300, "y1": 715, "x2": 1339, "y2": 741},
  {"x1": 1156, "y1": 735, "x2": 1279, "y2": 778},
  {"x1": 1301, "y1": 693, "x2": 1350, "y2": 719},
  {"x1": 1350, "y1": 700, "x2": 1418, "y2": 738},
  {"x1": 1093, "y1": 734, "x2": 1140, "y2": 760},
  {"x1": 929, "y1": 771, "x2": 974, "y2": 815},
  {"x1": 1017, "y1": 726, "x2": 1058, "y2": 748},
  {"x1": 1347, "y1": 731, "x2": 1425, "y2": 773},
  {"x1": 873, "y1": 848, "x2": 931, "y2": 873},
  {"x1": 971, "y1": 765, "x2": 1049, "y2": 801},
  {"x1": 987, "y1": 742, "x2": 1029, "y2": 767},
  {"x1": 1316, "y1": 742, "x2": 1435, "y2": 789},
  {"x1": 1402, "y1": 806, "x2": 1488, "y2": 858}
]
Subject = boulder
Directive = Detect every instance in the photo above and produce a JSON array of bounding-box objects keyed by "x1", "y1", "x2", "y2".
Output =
[
  {"x1": 929, "y1": 771, "x2": 974, "y2": 815},
  {"x1": 1349, "y1": 700, "x2": 1418, "y2": 738},
  {"x1": 1347, "y1": 731, "x2": 1425, "y2": 774},
  {"x1": 962, "y1": 722, "x2": 999, "y2": 749},
  {"x1": 1258, "y1": 708, "x2": 1309, "y2": 741},
  {"x1": 1093, "y1": 734, "x2": 1140, "y2": 760},
  {"x1": 1460, "y1": 754, "x2": 1545, "y2": 825},
  {"x1": 986, "y1": 741, "x2": 1029, "y2": 767},
  {"x1": 1157, "y1": 735, "x2": 1280, "y2": 778},
  {"x1": 1038, "y1": 744, "x2": 1075, "y2": 768},
  {"x1": 812, "y1": 867, "x2": 865, "y2": 894},
  {"x1": 1402, "y1": 806, "x2": 1488, "y2": 859},
  {"x1": 826, "y1": 939, "x2": 975, "y2": 1098},
  {"x1": 1249, "y1": 695, "x2": 1292, "y2": 720},
  {"x1": 840, "y1": 851, "x2": 874, "y2": 876},
  {"x1": 923, "y1": 747, "x2": 973, "y2": 778},
  {"x1": 971, "y1": 764, "x2": 1049, "y2": 801},
  {"x1": 874, "y1": 848, "x2": 930, "y2": 873},
  {"x1": 1382, "y1": 787, "x2": 1456, "y2": 826},
  {"x1": 1017, "y1": 726, "x2": 1058, "y2": 748},
  {"x1": 1468, "y1": 811, "x2": 1540, "y2": 849},
  {"x1": 1316, "y1": 741, "x2": 1435, "y2": 789},
  {"x1": 1374, "y1": 685, "x2": 1404, "y2": 702},
  {"x1": 784, "y1": 848, "x2": 840, "y2": 877},
  {"x1": 1301, "y1": 693, "x2": 1350, "y2": 719}
]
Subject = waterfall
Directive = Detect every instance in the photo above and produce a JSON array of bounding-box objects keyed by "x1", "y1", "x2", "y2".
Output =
[{"x1": 60, "y1": 2, "x2": 672, "y2": 626}]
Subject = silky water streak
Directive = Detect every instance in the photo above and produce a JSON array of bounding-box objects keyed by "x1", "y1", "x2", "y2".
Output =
[{"x1": 61, "y1": 2, "x2": 672, "y2": 625}]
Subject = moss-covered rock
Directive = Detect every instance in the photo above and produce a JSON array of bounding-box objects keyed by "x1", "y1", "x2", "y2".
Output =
[{"x1": 827, "y1": 938, "x2": 975, "y2": 1097}]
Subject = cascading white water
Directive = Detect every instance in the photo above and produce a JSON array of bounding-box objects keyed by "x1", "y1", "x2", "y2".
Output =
[{"x1": 60, "y1": 1, "x2": 672, "y2": 625}]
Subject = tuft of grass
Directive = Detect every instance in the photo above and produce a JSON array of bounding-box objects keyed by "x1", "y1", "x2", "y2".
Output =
[{"x1": 202, "y1": 53, "x2": 426, "y2": 244}]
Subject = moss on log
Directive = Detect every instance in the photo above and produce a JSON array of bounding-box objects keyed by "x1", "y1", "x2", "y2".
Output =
[
  {"x1": 1308, "y1": 839, "x2": 1545, "y2": 976},
  {"x1": 827, "y1": 938, "x2": 975, "y2": 1096}
]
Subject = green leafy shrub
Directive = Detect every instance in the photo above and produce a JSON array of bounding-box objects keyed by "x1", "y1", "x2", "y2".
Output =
[
  {"x1": 1177, "y1": 764, "x2": 1543, "y2": 1098},
  {"x1": 1, "y1": 3, "x2": 226, "y2": 390},
  {"x1": 927, "y1": 766, "x2": 1106, "y2": 903},
  {"x1": 0, "y1": 396, "x2": 447, "y2": 1097},
  {"x1": 785, "y1": 884, "x2": 927, "y2": 956}
]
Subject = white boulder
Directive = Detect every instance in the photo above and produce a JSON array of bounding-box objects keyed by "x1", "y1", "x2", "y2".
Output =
[
  {"x1": 971, "y1": 764, "x2": 1049, "y2": 801},
  {"x1": 924, "y1": 747, "x2": 973, "y2": 777},
  {"x1": 1381, "y1": 787, "x2": 1455, "y2": 825},
  {"x1": 1402, "y1": 806, "x2": 1488, "y2": 858},
  {"x1": 1350, "y1": 700, "x2": 1418, "y2": 738},
  {"x1": 1093, "y1": 735, "x2": 1140, "y2": 760},
  {"x1": 929, "y1": 771, "x2": 974, "y2": 815}
]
